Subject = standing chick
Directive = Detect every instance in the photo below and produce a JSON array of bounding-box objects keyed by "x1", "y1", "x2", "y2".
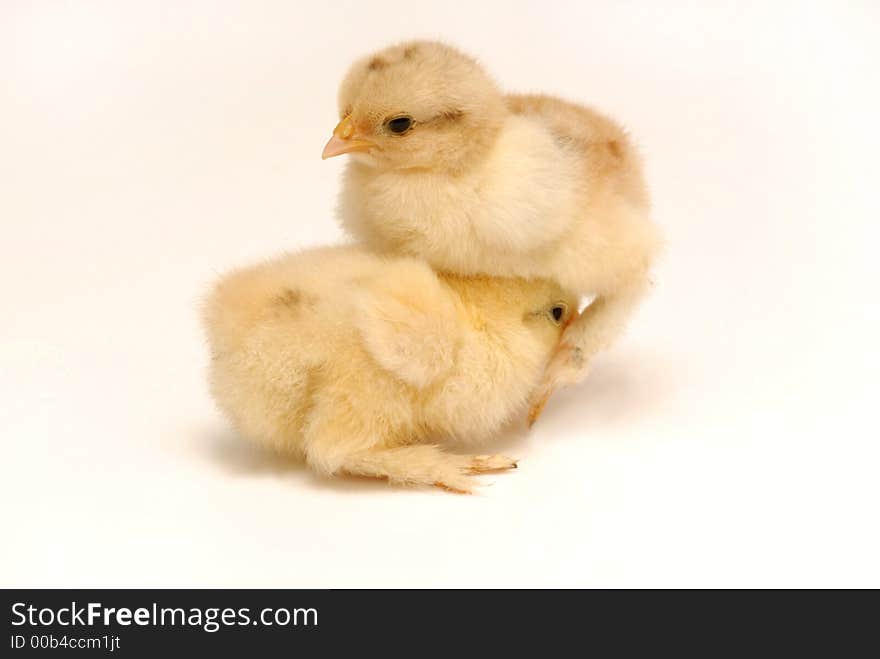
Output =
[
  {"x1": 322, "y1": 41, "x2": 662, "y2": 423},
  {"x1": 203, "y1": 246, "x2": 577, "y2": 493}
]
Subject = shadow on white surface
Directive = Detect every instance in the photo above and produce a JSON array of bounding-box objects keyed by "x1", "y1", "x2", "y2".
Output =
[
  {"x1": 199, "y1": 428, "x2": 374, "y2": 492},
  {"x1": 531, "y1": 349, "x2": 675, "y2": 437}
]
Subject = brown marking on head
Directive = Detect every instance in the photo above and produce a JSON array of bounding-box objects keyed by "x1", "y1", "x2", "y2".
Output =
[
  {"x1": 607, "y1": 139, "x2": 622, "y2": 158},
  {"x1": 441, "y1": 109, "x2": 465, "y2": 122},
  {"x1": 368, "y1": 57, "x2": 388, "y2": 72},
  {"x1": 277, "y1": 288, "x2": 301, "y2": 306},
  {"x1": 276, "y1": 288, "x2": 306, "y2": 310},
  {"x1": 402, "y1": 45, "x2": 419, "y2": 59}
]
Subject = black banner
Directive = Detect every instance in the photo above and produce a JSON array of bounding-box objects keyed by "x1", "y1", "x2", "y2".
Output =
[{"x1": 1, "y1": 589, "x2": 873, "y2": 655}]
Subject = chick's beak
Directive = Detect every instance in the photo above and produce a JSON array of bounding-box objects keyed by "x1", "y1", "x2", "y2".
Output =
[{"x1": 322, "y1": 115, "x2": 374, "y2": 159}]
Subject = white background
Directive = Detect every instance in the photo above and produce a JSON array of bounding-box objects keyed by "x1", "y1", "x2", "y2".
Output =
[{"x1": 1, "y1": 1, "x2": 878, "y2": 588}]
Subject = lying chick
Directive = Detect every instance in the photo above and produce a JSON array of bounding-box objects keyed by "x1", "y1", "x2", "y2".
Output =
[
  {"x1": 322, "y1": 41, "x2": 662, "y2": 423},
  {"x1": 203, "y1": 246, "x2": 577, "y2": 493}
]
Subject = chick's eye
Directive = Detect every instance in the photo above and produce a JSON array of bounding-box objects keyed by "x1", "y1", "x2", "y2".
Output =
[
  {"x1": 550, "y1": 304, "x2": 567, "y2": 324},
  {"x1": 386, "y1": 116, "x2": 413, "y2": 134}
]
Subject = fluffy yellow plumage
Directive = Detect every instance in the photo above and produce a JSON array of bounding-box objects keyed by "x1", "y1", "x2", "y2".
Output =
[
  {"x1": 203, "y1": 246, "x2": 577, "y2": 493},
  {"x1": 323, "y1": 41, "x2": 662, "y2": 422}
]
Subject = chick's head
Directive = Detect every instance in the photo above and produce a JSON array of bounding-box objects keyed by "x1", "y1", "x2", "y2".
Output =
[
  {"x1": 513, "y1": 279, "x2": 579, "y2": 350},
  {"x1": 449, "y1": 276, "x2": 579, "y2": 353},
  {"x1": 323, "y1": 41, "x2": 507, "y2": 172}
]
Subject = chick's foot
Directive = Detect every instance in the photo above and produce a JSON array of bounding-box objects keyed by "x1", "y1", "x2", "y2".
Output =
[
  {"x1": 433, "y1": 454, "x2": 519, "y2": 494},
  {"x1": 468, "y1": 454, "x2": 519, "y2": 474},
  {"x1": 528, "y1": 342, "x2": 589, "y2": 426},
  {"x1": 331, "y1": 445, "x2": 518, "y2": 494}
]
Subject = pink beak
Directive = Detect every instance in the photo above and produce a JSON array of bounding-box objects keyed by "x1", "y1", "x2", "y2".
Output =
[{"x1": 322, "y1": 115, "x2": 374, "y2": 159}]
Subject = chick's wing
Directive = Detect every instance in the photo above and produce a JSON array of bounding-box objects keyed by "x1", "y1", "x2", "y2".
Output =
[{"x1": 354, "y1": 261, "x2": 462, "y2": 389}]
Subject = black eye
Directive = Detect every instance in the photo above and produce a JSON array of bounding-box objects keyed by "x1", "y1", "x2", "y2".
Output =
[
  {"x1": 551, "y1": 305, "x2": 566, "y2": 324},
  {"x1": 386, "y1": 116, "x2": 413, "y2": 134}
]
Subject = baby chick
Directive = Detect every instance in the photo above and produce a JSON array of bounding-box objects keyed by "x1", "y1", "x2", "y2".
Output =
[
  {"x1": 322, "y1": 41, "x2": 662, "y2": 423},
  {"x1": 203, "y1": 246, "x2": 577, "y2": 493}
]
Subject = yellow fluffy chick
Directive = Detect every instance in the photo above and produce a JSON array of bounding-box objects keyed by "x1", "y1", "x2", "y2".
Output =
[
  {"x1": 322, "y1": 41, "x2": 662, "y2": 424},
  {"x1": 203, "y1": 246, "x2": 577, "y2": 493}
]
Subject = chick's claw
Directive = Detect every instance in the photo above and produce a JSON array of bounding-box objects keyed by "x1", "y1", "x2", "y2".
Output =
[
  {"x1": 468, "y1": 454, "x2": 519, "y2": 473},
  {"x1": 433, "y1": 454, "x2": 518, "y2": 494}
]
